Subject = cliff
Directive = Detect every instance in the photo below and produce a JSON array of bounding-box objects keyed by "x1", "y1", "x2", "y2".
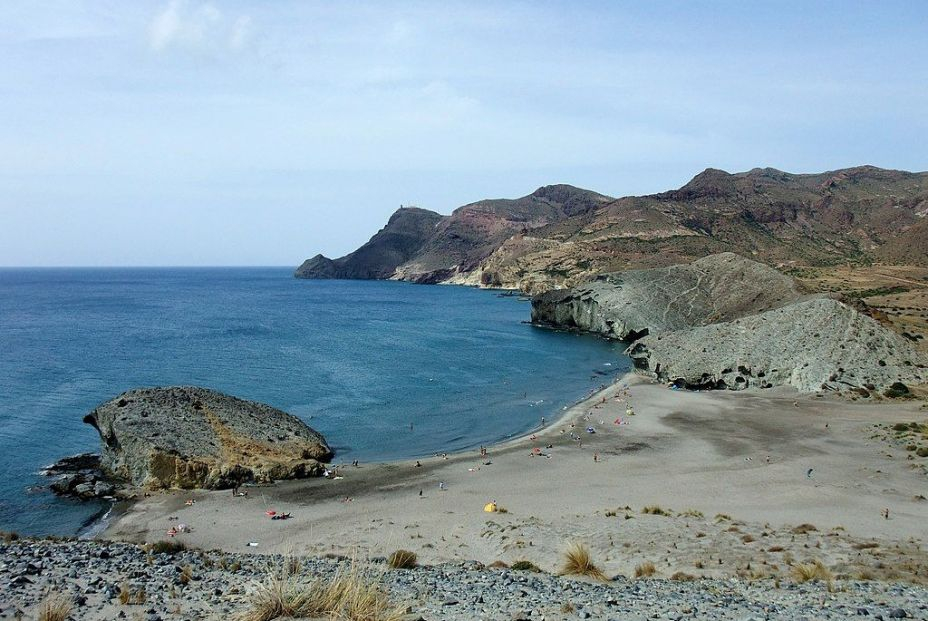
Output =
[
  {"x1": 627, "y1": 297, "x2": 928, "y2": 394},
  {"x1": 530, "y1": 253, "x2": 805, "y2": 340}
]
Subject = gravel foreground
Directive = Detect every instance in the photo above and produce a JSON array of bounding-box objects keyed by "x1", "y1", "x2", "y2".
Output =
[{"x1": 2, "y1": 539, "x2": 927, "y2": 620}]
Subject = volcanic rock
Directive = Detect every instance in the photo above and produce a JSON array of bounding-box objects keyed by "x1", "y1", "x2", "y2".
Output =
[{"x1": 82, "y1": 386, "x2": 332, "y2": 490}]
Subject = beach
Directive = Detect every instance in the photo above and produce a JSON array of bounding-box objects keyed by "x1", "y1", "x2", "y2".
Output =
[{"x1": 104, "y1": 373, "x2": 928, "y2": 581}]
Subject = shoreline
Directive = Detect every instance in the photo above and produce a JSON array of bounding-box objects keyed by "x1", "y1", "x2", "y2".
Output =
[{"x1": 102, "y1": 372, "x2": 928, "y2": 583}]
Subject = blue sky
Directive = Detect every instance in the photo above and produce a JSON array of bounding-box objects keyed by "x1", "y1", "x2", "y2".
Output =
[{"x1": 1, "y1": 1, "x2": 926, "y2": 266}]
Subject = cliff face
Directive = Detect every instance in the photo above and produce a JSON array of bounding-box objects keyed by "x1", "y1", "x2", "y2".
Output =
[
  {"x1": 530, "y1": 253, "x2": 805, "y2": 340},
  {"x1": 83, "y1": 386, "x2": 332, "y2": 490},
  {"x1": 295, "y1": 207, "x2": 444, "y2": 280},
  {"x1": 532, "y1": 253, "x2": 927, "y2": 395},
  {"x1": 627, "y1": 298, "x2": 928, "y2": 394},
  {"x1": 295, "y1": 166, "x2": 928, "y2": 291}
]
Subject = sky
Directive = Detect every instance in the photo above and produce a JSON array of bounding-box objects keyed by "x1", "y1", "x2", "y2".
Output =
[{"x1": 1, "y1": 1, "x2": 926, "y2": 266}]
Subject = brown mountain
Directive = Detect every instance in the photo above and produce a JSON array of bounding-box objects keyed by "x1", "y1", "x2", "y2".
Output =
[{"x1": 295, "y1": 166, "x2": 928, "y2": 292}]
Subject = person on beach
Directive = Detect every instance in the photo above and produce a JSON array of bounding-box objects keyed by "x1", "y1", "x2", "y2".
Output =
[
  {"x1": 415, "y1": 460, "x2": 421, "y2": 467},
  {"x1": 593, "y1": 452, "x2": 599, "y2": 462},
  {"x1": 439, "y1": 481, "x2": 446, "y2": 491},
  {"x1": 806, "y1": 468, "x2": 814, "y2": 479}
]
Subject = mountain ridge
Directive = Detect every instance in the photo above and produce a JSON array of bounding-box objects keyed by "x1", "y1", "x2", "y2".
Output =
[{"x1": 296, "y1": 166, "x2": 928, "y2": 292}]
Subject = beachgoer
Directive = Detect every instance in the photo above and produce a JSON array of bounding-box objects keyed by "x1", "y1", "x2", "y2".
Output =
[
  {"x1": 419, "y1": 489, "x2": 423, "y2": 497},
  {"x1": 439, "y1": 482, "x2": 446, "y2": 491},
  {"x1": 882, "y1": 508, "x2": 890, "y2": 520},
  {"x1": 593, "y1": 452, "x2": 599, "y2": 462},
  {"x1": 415, "y1": 461, "x2": 421, "y2": 468},
  {"x1": 806, "y1": 468, "x2": 814, "y2": 479}
]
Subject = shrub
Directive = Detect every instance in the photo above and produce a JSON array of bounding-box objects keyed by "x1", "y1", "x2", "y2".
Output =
[
  {"x1": 179, "y1": 564, "x2": 194, "y2": 585},
  {"x1": 641, "y1": 505, "x2": 671, "y2": 516},
  {"x1": 387, "y1": 550, "x2": 417, "y2": 570},
  {"x1": 37, "y1": 593, "x2": 73, "y2": 621},
  {"x1": 235, "y1": 561, "x2": 407, "y2": 621},
  {"x1": 1, "y1": 531, "x2": 20, "y2": 543},
  {"x1": 741, "y1": 534, "x2": 756, "y2": 544},
  {"x1": 791, "y1": 523, "x2": 818, "y2": 534},
  {"x1": 883, "y1": 383, "x2": 910, "y2": 399},
  {"x1": 634, "y1": 561, "x2": 657, "y2": 578},
  {"x1": 560, "y1": 542, "x2": 607, "y2": 581},
  {"x1": 670, "y1": 571, "x2": 695, "y2": 581},
  {"x1": 510, "y1": 560, "x2": 541, "y2": 572},
  {"x1": 791, "y1": 559, "x2": 833, "y2": 584},
  {"x1": 917, "y1": 447, "x2": 928, "y2": 458},
  {"x1": 488, "y1": 560, "x2": 509, "y2": 569},
  {"x1": 148, "y1": 540, "x2": 187, "y2": 555},
  {"x1": 680, "y1": 509, "x2": 704, "y2": 518}
]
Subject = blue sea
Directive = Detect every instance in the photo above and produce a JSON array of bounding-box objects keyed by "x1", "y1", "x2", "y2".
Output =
[{"x1": 0, "y1": 268, "x2": 628, "y2": 536}]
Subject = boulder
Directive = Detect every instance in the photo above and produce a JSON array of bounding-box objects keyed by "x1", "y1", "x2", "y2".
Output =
[{"x1": 83, "y1": 386, "x2": 332, "y2": 490}]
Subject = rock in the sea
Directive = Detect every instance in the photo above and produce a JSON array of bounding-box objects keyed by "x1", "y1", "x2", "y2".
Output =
[
  {"x1": 626, "y1": 297, "x2": 928, "y2": 394},
  {"x1": 531, "y1": 253, "x2": 805, "y2": 340},
  {"x1": 83, "y1": 386, "x2": 332, "y2": 490}
]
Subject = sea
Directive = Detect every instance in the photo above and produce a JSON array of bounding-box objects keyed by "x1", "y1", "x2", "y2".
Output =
[{"x1": 0, "y1": 268, "x2": 629, "y2": 537}]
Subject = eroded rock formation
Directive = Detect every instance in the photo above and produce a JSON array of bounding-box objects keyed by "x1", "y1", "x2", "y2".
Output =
[
  {"x1": 83, "y1": 386, "x2": 332, "y2": 490},
  {"x1": 531, "y1": 253, "x2": 805, "y2": 340},
  {"x1": 626, "y1": 298, "x2": 928, "y2": 394}
]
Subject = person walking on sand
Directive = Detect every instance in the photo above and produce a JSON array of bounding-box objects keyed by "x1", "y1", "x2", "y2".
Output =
[
  {"x1": 593, "y1": 452, "x2": 599, "y2": 463},
  {"x1": 806, "y1": 468, "x2": 814, "y2": 479},
  {"x1": 439, "y1": 482, "x2": 446, "y2": 491}
]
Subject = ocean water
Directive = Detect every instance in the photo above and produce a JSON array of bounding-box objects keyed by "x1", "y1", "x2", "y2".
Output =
[{"x1": 0, "y1": 268, "x2": 628, "y2": 536}]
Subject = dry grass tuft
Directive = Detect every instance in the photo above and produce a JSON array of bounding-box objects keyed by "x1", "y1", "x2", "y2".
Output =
[
  {"x1": 791, "y1": 559, "x2": 834, "y2": 584},
  {"x1": 560, "y1": 542, "x2": 608, "y2": 582},
  {"x1": 680, "y1": 509, "x2": 704, "y2": 518},
  {"x1": 488, "y1": 560, "x2": 509, "y2": 569},
  {"x1": 37, "y1": 592, "x2": 73, "y2": 621},
  {"x1": 387, "y1": 550, "x2": 417, "y2": 570},
  {"x1": 118, "y1": 582, "x2": 147, "y2": 605},
  {"x1": 641, "y1": 505, "x2": 672, "y2": 516},
  {"x1": 634, "y1": 561, "x2": 657, "y2": 578},
  {"x1": 670, "y1": 571, "x2": 696, "y2": 581},
  {"x1": 791, "y1": 523, "x2": 818, "y2": 535},
  {"x1": 235, "y1": 560, "x2": 407, "y2": 621}
]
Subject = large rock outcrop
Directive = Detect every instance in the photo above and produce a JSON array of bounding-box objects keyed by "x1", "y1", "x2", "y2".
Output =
[
  {"x1": 83, "y1": 387, "x2": 332, "y2": 490},
  {"x1": 626, "y1": 298, "x2": 928, "y2": 394},
  {"x1": 531, "y1": 253, "x2": 805, "y2": 340},
  {"x1": 295, "y1": 207, "x2": 445, "y2": 279}
]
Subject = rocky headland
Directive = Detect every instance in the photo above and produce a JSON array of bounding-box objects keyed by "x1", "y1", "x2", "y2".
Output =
[
  {"x1": 58, "y1": 387, "x2": 332, "y2": 496},
  {"x1": 531, "y1": 254, "x2": 927, "y2": 396},
  {"x1": 296, "y1": 166, "x2": 928, "y2": 292},
  {"x1": 530, "y1": 253, "x2": 806, "y2": 340}
]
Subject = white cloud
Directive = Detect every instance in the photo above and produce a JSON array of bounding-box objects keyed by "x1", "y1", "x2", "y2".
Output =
[
  {"x1": 148, "y1": 0, "x2": 249, "y2": 53},
  {"x1": 229, "y1": 15, "x2": 251, "y2": 50}
]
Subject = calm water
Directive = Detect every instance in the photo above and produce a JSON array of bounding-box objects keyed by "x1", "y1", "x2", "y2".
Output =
[{"x1": 0, "y1": 268, "x2": 628, "y2": 536}]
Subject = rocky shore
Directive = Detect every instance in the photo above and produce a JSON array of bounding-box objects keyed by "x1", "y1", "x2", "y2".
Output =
[
  {"x1": 531, "y1": 253, "x2": 928, "y2": 396},
  {"x1": 2, "y1": 538, "x2": 927, "y2": 620}
]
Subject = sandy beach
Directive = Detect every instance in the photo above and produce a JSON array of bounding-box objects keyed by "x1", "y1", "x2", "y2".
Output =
[{"x1": 105, "y1": 373, "x2": 928, "y2": 581}]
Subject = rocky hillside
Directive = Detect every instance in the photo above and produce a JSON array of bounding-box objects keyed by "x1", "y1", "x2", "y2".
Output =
[
  {"x1": 531, "y1": 253, "x2": 805, "y2": 340},
  {"x1": 532, "y1": 253, "x2": 927, "y2": 395},
  {"x1": 3, "y1": 539, "x2": 927, "y2": 621},
  {"x1": 627, "y1": 297, "x2": 928, "y2": 393},
  {"x1": 83, "y1": 386, "x2": 332, "y2": 490},
  {"x1": 297, "y1": 185, "x2": 612, "y2": 284},
  {"x1": 296, "y1": 166, "x2": 928, "y2": 292}
]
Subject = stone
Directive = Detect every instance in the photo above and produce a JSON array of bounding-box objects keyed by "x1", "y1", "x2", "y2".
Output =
[{"x1": 83, "y1": 386, "x2": 332, "y2": 490}]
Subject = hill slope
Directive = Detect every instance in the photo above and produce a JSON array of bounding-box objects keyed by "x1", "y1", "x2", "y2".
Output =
[{"x1": 296, "y1": 166, "x2": 928, "y2": 291}]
